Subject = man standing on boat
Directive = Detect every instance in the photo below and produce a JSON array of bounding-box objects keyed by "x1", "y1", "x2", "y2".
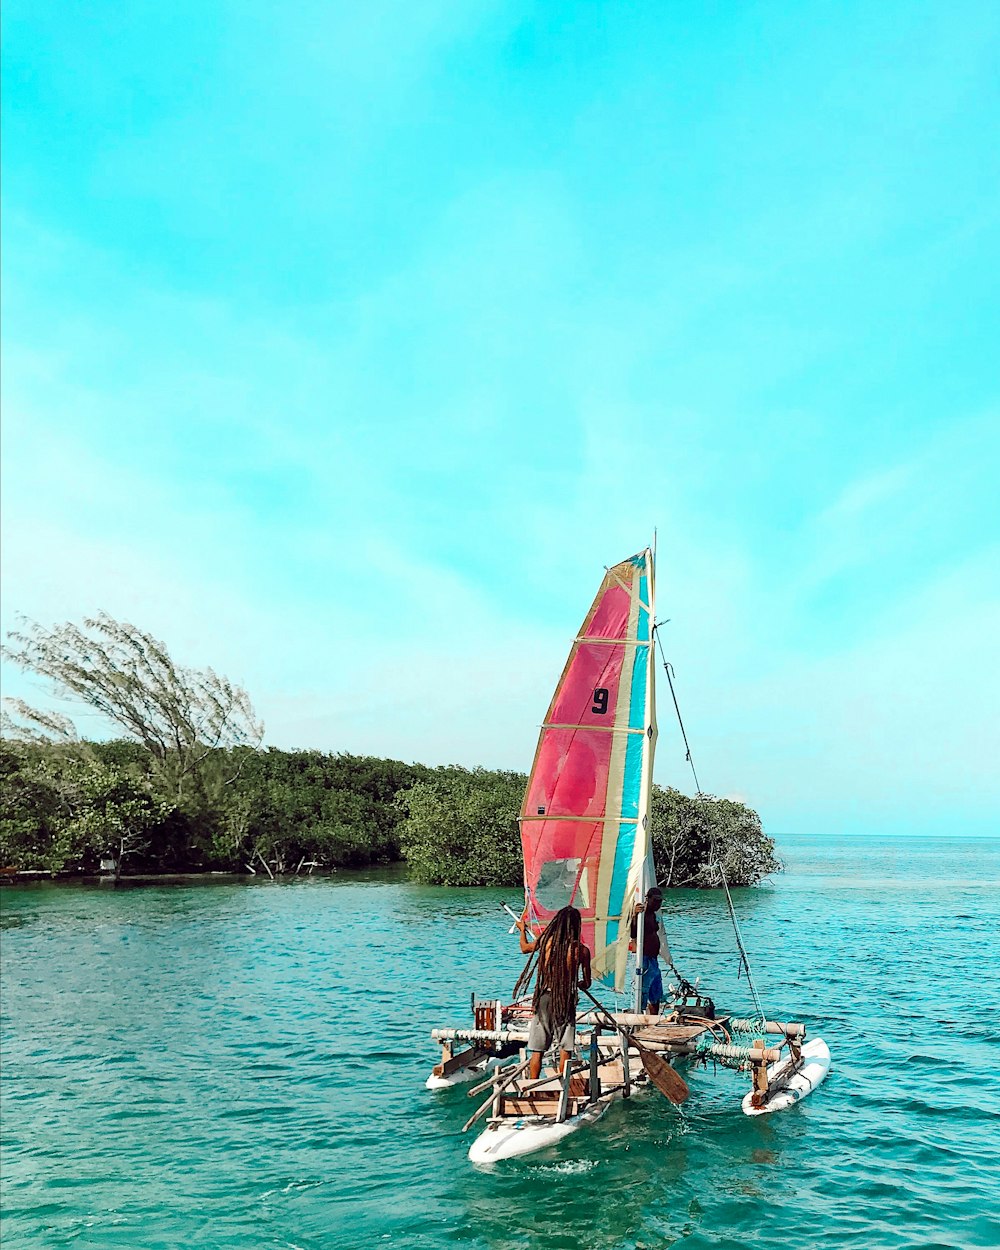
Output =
[
  {"x1": 630, "y1": 886, "x2": 673, "y2": 1015},
  {"x1": 514, "y1": 905, "x2": 592, "y2": 1081}
]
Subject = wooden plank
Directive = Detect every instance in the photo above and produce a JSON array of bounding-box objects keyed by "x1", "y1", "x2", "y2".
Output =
[
  {"x1": 632, "y1": 1024, "x2": 710, "y2": 1043},
  {"x1": 433, "y1": 1046, "x2": 489, "y2": 1078},
  {"x1": 500, "y1": 1097, "x2": 586, "y2": 1118}
]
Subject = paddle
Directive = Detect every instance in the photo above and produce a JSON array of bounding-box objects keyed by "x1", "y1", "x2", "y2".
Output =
[{"x1": 579, "y1": 986, "x2": 690, "y2": 1105}]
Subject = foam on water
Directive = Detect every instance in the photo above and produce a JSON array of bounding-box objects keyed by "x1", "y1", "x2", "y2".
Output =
[{"x1": 2, "y1": 835, "x2": 999, "y2": 1249}]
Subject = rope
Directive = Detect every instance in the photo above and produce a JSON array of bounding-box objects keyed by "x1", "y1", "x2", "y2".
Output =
[
  {"x1": 653, "y1": 625, "x2": 767, "y2": 1023},
  {"x1": 714, "y1": 852, "x2": 767, "y2": 1022},
  {"x1": 656, "y1": 639, "x2": 701, "y2": 794}
]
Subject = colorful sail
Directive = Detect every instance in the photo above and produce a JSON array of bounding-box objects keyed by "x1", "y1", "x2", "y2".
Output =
[{"x1": 520, "y1": 549, "x2": 657, "y2": 990}]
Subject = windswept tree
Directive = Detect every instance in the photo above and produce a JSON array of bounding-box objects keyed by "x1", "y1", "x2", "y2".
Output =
[
  {"x1": 2, "y1": 613, "x2": 263, "y2": 804},
  {"x1": 650, "y1": 785, "x2": 781, "y2": 888}
]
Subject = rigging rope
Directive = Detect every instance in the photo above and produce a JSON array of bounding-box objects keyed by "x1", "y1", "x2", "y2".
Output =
[{"x1": 653, "y1": 626, "x2": 767, "y2": 1023}]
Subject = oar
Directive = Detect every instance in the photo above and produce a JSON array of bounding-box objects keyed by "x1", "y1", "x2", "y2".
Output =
[
  {"x1": 579, "y1": 986, "x2": 690, "y2": 1105},
  {"x1": 500, "y1": 902, "x2": 522, "y2": 934}
]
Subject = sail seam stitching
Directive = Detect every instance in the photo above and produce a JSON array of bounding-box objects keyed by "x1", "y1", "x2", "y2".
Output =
[
  {"x1": 520, "y1": 815, "x2": 639, "y2": 824},
  {"x1": 575, "y1": 638, "x2": 651, "y2": 647}
]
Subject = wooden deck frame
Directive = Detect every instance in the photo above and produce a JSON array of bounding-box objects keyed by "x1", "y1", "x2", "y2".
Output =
[{"x1": 436, "y1": 1001, "x2": 809, "y2": 1131}]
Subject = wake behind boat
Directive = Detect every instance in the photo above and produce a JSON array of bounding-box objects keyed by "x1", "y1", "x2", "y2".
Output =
[{"x1": 427, "y1": 547, "x2": 829, "y2": 1161}]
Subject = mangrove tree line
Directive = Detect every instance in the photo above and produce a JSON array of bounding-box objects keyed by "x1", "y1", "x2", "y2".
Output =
[{"x1": 1, "y1": 613, "x2": 779, "y2": 886}]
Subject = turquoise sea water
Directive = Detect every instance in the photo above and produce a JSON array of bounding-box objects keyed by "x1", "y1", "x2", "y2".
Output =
[{"x1": 2, "y1": 835, "x2": 999, "y2": 1250}]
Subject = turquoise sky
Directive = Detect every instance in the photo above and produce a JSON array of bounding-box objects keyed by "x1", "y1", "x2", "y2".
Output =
[{"x1": 3, "y1": 2, "x2": 998, "y2": 837}]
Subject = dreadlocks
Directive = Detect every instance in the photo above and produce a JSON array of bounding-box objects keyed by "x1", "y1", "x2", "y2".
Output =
[{"x1": 513, "y1": 905, "x2": 583, "y2": 1018}]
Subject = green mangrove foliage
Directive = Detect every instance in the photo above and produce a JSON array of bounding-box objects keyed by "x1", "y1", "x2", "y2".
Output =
[
  {"x1": 207, "y1": 748, "x2": 437, "y2": 871},
  {"x1": 397, "y1": 771, "x2": 780, "y2": 889},
  {"x1": 0, "y1": 740, "x2": 779, "y2": 886},
  {"x1": 0, "y1": 741, "x2": 171, "y2": 877},
  {"x1": 1, "y1": 611, "x2": 779, "y2": 886},
  {"x1": 0, "y1": 741, "x2": 435, "y2": 875},
  {"x1": 398, "y1": 768, "x2": 525, "y2": 887}
]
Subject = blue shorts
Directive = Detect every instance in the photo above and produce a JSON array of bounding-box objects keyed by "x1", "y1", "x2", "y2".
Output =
[{"x1": 640, "y1": 958, "x2": 663, "y2": 1010}]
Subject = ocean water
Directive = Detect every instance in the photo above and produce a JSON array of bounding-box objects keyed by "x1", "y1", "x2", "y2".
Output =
[{"x1": 2, "y1": 835, "x2": 998, "y2": 1250}]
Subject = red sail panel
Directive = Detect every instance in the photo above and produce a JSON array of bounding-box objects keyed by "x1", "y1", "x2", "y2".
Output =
[{"x1": 519, "y1": 552, "x2": 655, "y2": 986}]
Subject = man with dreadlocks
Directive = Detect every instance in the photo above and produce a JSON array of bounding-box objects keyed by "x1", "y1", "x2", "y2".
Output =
[{"x1": 514, "y1": 905, "x2": 592, "y2": 1081}]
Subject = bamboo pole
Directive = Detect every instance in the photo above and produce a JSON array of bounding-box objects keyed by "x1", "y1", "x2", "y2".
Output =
[
  {"x1": 589, "y1": 1030, "x2": 601, "y2": 1105},
  {"x1": 730, "y1": 1019, "x2": 805, "y2": 1038},
  {"x1": 466, "y1": 1058, "x2": 530, "y2": 1099},
  {"x1": 432, "y1": 1027, "x2": 530, "y2": 1045},
  {"x1": 462, "y1": 1063, "x2": 529, "y2": 1133},
  {"x1": 432, "y1": 1013, "x2": 668, "y2": 1045},
  {"x1": 620, "y1": 1026, "x2": 631, "y2": 1098},
  {"x1": 500, "y1": 1061, "x2": 588, "y2": 1101},
  {"x1": 556, "y1": 1060, "x2": 574, "y2": 1123},
  {"x1": 704, "y1": 1041, "x2": 781, "y2": 1064},
  {"x1": 434, "y1": 1023, "x2": 778, "y2": 1066}
]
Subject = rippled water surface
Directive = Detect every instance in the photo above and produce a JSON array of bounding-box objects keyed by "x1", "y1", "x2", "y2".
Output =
[{"x1": 3, "y1": 835, "x2": 999, "y2": 1249}]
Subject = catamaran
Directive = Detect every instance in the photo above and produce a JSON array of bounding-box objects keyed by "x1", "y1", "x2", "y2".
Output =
[{"x1": 427, "y1": 547, "x2": 830, "y2": 1162}]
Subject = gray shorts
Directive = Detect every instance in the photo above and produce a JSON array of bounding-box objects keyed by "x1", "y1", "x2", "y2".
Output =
[{"x1": 526, "y1": 991, "x2": 576, "y2": 1053}]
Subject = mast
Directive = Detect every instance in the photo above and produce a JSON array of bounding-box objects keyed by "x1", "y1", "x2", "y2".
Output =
[
  {"x1": 633, "y1": 543, "x2": 658, "y2": 1012},
  {"x1": 634, "y1": 849, "x2": 646, "y2": 1013}
]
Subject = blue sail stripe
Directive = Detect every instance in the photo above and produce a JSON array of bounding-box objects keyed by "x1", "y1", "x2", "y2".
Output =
[
  {"x1": 606, "y1": 820, "x2": 637, "y2": 939},
  {"x1": 638, "y1": 573, "x2": 649, "y2": 641},
  {"x1": 628, "y1": 644, "x2": 647, "y2": 732},
  {"x1": 620, "y1": 731, "x2": 643, "y2": 820}
]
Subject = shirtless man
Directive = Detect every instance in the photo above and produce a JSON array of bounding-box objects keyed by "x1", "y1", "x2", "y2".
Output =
[{"x1": 514, "y1": 905, "x2": 592, "y2": 1080}]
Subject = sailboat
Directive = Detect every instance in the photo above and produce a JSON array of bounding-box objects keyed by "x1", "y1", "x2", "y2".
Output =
[{"x1": 427, "y1": 547, "x2": 830, "y2": 1162}]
